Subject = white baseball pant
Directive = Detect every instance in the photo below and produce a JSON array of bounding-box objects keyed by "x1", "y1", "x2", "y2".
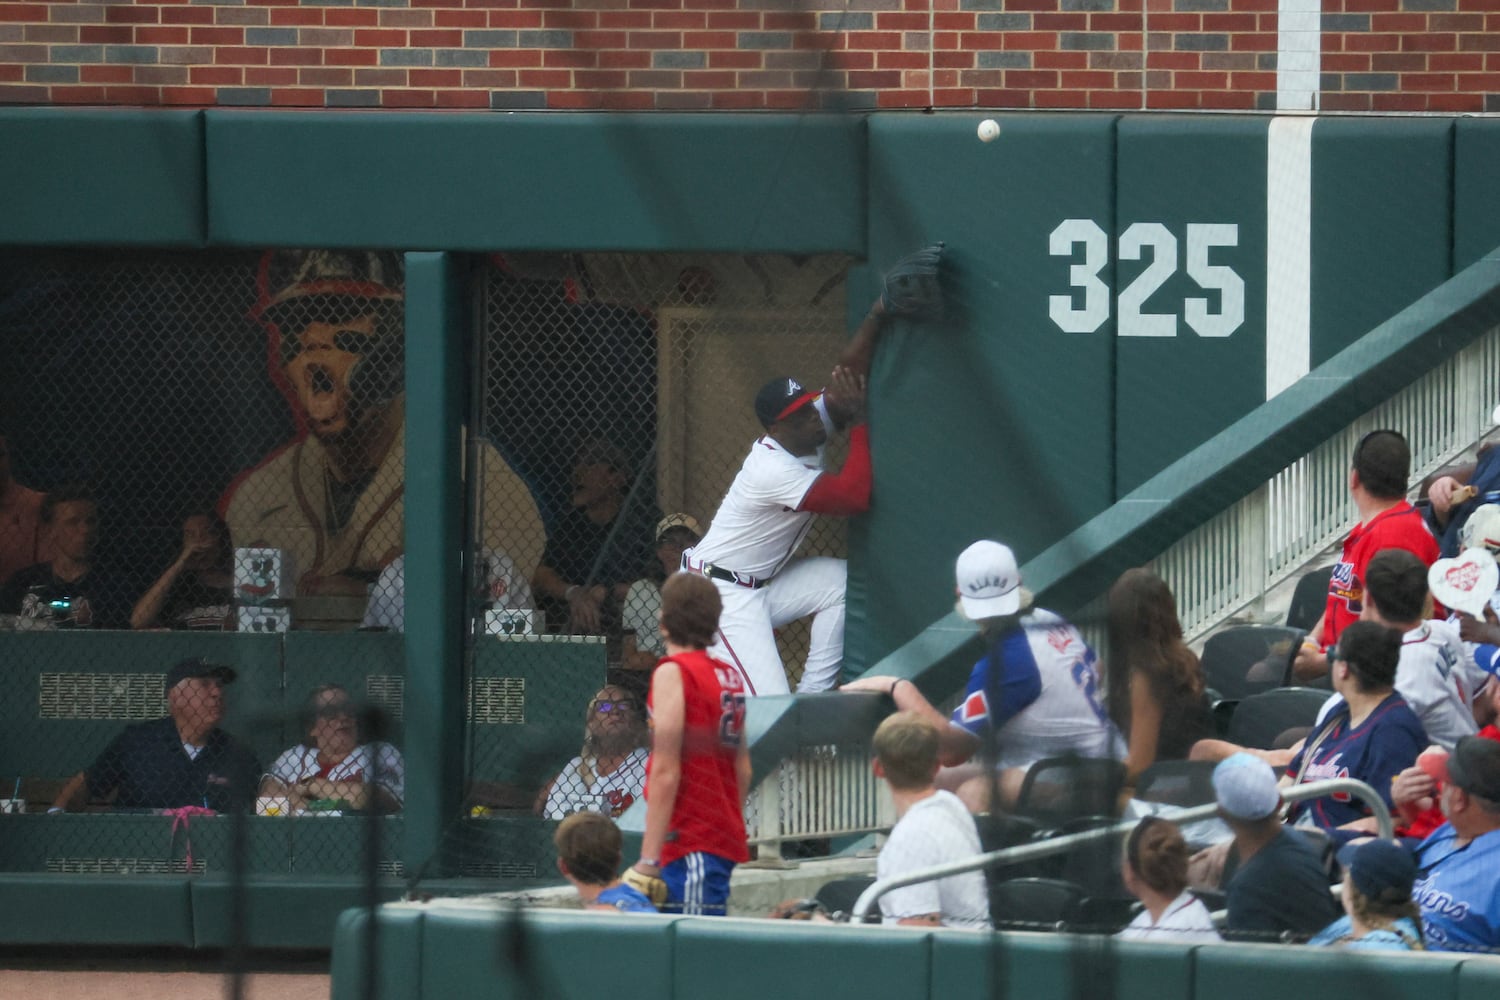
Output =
[{"x1": 704, "y1": 556, "x2": 846, "y2": 697}]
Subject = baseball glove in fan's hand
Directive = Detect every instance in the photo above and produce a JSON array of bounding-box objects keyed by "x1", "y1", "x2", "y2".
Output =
[
  {"x1": 880, "y1": 242, "x2": 945, "y2": 321},
  {"x1": 623, "y1": 864, "x2": 670, "y2": 907}
]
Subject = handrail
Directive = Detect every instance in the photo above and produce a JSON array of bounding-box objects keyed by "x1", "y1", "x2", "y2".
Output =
[{"x1": 851, "y1": 777, "x2": 1391, "y2": 923}]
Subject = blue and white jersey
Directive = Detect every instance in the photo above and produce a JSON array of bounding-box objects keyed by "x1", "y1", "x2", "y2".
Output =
[
  {"x1": 1414, "y1": 825, "x2": 1500, "y2": 953},
  {"x1": 949, "y1": 609, "x2": 1121, "y2": 771},
  {"x1": 1287, "y1": 692, "x2": 1426, "y2": 833}
]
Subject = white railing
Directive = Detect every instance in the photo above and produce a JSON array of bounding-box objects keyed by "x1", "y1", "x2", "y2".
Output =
[
  {"x1": 745, "y1": 745, "x2": 894, "y2": 862},
  {"x1": 1164, "y1": 324, "x2": 1500, "y2": 641}
]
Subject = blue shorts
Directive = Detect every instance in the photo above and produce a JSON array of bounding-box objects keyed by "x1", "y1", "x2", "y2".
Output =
[{"x1": 660, "y1": 852, "x2": 737, "y2": 916}]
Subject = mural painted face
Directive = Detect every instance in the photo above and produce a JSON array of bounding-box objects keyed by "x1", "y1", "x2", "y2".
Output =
[{"x1": 283, "y1": 312, "x2": 381, "y2": 441}]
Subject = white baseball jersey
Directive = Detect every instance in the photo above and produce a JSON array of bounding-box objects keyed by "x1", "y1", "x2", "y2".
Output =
[
  {"x1": 690, "y1": 398, "x2": 831, "y2": 581},
  {"x1": 1314, "y1": 619, "x2": 1477, "y2": 750},
  {"x1": 542, "y1": 748, "x2": 649, "y2": 820},
  {"x1": 268, "y1": 741, "x2": 406, "y2": 806},
  {"x1": 950, "y1": 609, "x2": 1122, "y2": 771},
  {"x1": 877, "y1": 790, "x2": 991, "y2": 930}
]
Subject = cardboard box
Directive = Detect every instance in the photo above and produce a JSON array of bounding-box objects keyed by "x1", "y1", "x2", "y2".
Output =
[
  {"x1": 234, "y1": 547, "x2": 296, "y2": 604},
  {"x1": 483, "y1": 608, "x2": 542, "y2": 637},
  {"x1": 238, "y1": 605, "x2": 292, "y2": 634}
]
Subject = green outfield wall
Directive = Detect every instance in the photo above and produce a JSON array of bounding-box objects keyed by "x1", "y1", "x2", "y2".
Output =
[{"x1": 2, "y1": 110, "x2": 1498, "y2": 948}]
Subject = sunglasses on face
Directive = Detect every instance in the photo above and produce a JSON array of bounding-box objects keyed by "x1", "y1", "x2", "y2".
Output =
[
  {"x1": 316, "y1": 702, "x2": 354, "y2": 719},
  {"x1": 591, "y1": 700, "x2": 633, "y2": 716}
]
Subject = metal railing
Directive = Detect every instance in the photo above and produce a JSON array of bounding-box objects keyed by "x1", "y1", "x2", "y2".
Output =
[
  {"x1": 1162, "y1": 327, "x2": 1500, "y2": 640},
  {"x1": 851, "y1": 777, "x2": 1391, "y2": 922}
]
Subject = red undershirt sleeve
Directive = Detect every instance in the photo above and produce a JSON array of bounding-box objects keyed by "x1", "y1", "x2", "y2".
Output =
[{"x1": 798, "y1": 424, "x2": 871, "y2": 515}]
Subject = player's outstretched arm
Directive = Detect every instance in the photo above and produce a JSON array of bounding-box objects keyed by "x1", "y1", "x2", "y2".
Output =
[{"x1": 842, "y1": 676, "x2": 980, "y2": 767}]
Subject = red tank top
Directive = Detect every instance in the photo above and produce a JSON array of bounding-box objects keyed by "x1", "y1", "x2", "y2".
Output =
[{"x1": 647, "y1": 648, "x2": 750, "y2": 866}]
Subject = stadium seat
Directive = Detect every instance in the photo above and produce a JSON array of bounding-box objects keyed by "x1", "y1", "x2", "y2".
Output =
[
  {"x1": 1225, "y1": 687, "x2": 1329, "y2": 751},
  {"x1": 1199, "y1": 624, "x2": 1306, "y2": 701},
  {"x1": 1286, "y1": 566, "x2": 1334, "y2": 633},
  {"x1": 1072, "y1": 895, "x2": 1140, "y2": 934},
  {"x1": 1013, "y1": 756, "x2": 1126, "y2": 829},
  {"x1": 988, "y1": 877, "x2": 1086, "y2": 931},
  {"x1": 814, "y1": 876, "x2": 878, "y2": 922},
  {"x1": 1134, "y1": 760, "x2": 1218, "y2": 808}
]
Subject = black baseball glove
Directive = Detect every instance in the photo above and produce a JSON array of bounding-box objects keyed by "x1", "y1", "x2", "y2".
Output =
[{"x1": 880, "y1": 242, "x2": 945, "y2": 321}]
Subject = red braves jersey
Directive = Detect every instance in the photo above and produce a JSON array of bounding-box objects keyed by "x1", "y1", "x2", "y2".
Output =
[
  {"x1": 1321, "y1": 501, "x2": 1438, "y2": 647},
  {"x1": 648, "y1": 648, "x2": 750, "y2": 866}
]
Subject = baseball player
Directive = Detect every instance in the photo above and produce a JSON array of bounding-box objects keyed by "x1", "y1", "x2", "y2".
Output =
[
  {"x1": 682, "y1": 245, "x2": 944, "y2": 696},
  {"x1": 626, "y1": 572, "x2": 750, "y2": 916}
]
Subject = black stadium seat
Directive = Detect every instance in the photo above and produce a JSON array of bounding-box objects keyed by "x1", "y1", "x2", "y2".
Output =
[{"x1": 1200, "y1": 624, "x2": 1306, "y2": 700}]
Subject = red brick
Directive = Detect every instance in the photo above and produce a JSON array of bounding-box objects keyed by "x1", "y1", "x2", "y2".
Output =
[
  {"x1": 1324, "y1": 53, "x2": 1373, "y2": 70},
  {"x1": 681, "y1": 69, "x2": 735, "y2": 86},
  {"x1": 103, "y1": 85, "x2": 162, "y2": 103},
  {"x1": 1369, "y1": 14, "x2": 1429, "y2": 30},
  {"x1": 161, "y1": 86, "x2": 215, "y2": 104},
  {"x1": 517, "y1": 68, "x2": 572, "y2": 86},
  {"x1": 268, "y1": 9, "x2": 323, "y2": 27},
  {"x1": 931, "y1": 86, "x2": 975, "y2": 105},
  {"x1": 1322, "y1": 91, "x2": 1374, "y2": 110},
  {"x1": 1033, "y1": 13, "x2": 1090, "y2": 30},
  {"x1": 1000, "y1": 32, "x2": 1059, "y2": 50},
  {"x1": 1342, "y1": 32, "x2": 1400, "y2": 52},
  {"x1": 1201, "y1": 13, "x2": 1257, "y2": 31},
  {"x1": 1462, "y1": 31, "x2": 1500, "y2": 50},
  {"x1": 81, "y1": 64, "x2": 134, "y2": 84},
  {"x1": 1148, "y1": 89, "x2": 1203, "y2": 108},
  {"x1": 47, "y1": 86, "x2": 109, "y2": 104},
  {"x1": 1431, "y1": 13, "x2": 1485, "y2": 30},
  {"x1": 1228, "y1": 70, "x2": 1277, "y2": 89},
  {"x1": 1060, "y1": 69, "x2": 1117, "y2": 87},
  {"x1": 625, "y1": 30, "x2": 680, "y2": 46},
  {"x1": 544, "y1": 47, "x2": 598, "y2": 68},
  {"x1": 410, "y1": 29, "x2": 462, "y2": 46},
  {"x1": 380, "y1": 10, "x2": 433, "y2": 28},
  {"x1": 763, "y1": 11, "x2": 816, "y2": 31},
  {"x1": 245, "y1": 67, "x2": 298, "y2": 85},
  {"x1": 105, "y1": 6, "x2": 160, "y2": 25},
  {"x1": 652, "y1": 10, "x2": 705, "y2": 28},
  {"x1": 324, "y1": 48, "x2": 379, "y2": 66},
  {"x1": 1426, "y1": 91, "x2": 1483, "y2": 110},
  {"x1": 974, "y1": 87, "x2": 1032, "y2": 105},
  {"x1": 1150, "y1": 13, "x2": 1202, "y2": 30},
  {"x1": 1403, "y1": 31, "x2": 1457, "y2": 51},
  {"x1": 353, "y1": 68, "x2": 407, "y2": 86},
  {"x1": 353, "y1": 29, "x2": 407, "y2": 46},
  {"x1": 709, "y1": 89, "x2": 764, "y2": 108},
  {"x1": 574, "y1": 68, "x2": 629, "y2": 87},
  {"x1": 656, "y1": 89, "x2": 711, "y2": 108},
  {"x1": 135, "y1": 26, "x2": 188, "y2": 44},
  {"x1": 434, "y1": 88, "x2": 488, "y2": 107},
  {"x1": 1175, "y1": 70, "x2": 1229, "y2": 88},
  {"x1": 325, "y1": 9, "x2": 381, "y2": 27},
  {"x1": 1037, "y1": 88, "x2": 1089, "y2": 107},
  {"x1": 218, "y1": 47, "x2": 270, "y2": 65},
  {"x1": 933, "y1": 50, "x2": 974, "y2": 68},
  {"x1": 0, "y1": 5, "x2": 47, "y2": 23},
  {"x1": 707, "y1": 49, "x2": 760, "y2": 68},
  {"x1": 599, "y1": 11, "x2": 652, "y2": 28},
  {"x1": 958, "y1": 68, "x2": 1005, "y2": 86},
  {"x1": 81, "y1": 25, "x2": 136, "y2": 43},
  {"x1": 682, "y1": 31, "x2": 734, "y2": 47},
  {"x1": 384, "y1": 89, "x2": 437, "y2": 108},
  {"x1": 847, "y1": 68, "x2": 902, "y2": 87},
  {"x1": 847, "y1": 31, "x2": 904, "y2": 48},
  {"x1": 876, "y1": 88, "x2": 930, "y2": 107},
  {"x1": 187, "y1": 26, "x2": 242, "y2": 45},
  {"x1": 705, "y1": 12, "x2": 760, "y2": 30},
  {"x1": 1200, "y1": 89, "x2": 1254, "y2": 108},
  {"x1": 877, "y1": 12, "x2": 930, "y2": 30},
  {"x1": 488, "y1": 49, "x2": 545, "y2": 67},
  {"x1": 1036, "y1": 50, "x2": 1089, "y2": 69},
  {"x1": 1341, "y1": 0, "x2": 1400, "y2": 10},
  {"x1": 876, "y1": 50, "x2": 928, "y2": 69},
  {"x1": 1089, "y1": 89, "x2": 1143, "y2": 108},
  {"x1": 598, "y1": 48, "x2": 651, "y2": 67},
  {"x1": 163, "y1": 8, "x2": 214, "y2": 26},
  {"x1": 1149, "y1": 51, "x2": 1200, "y2": 69},
  {"x1": 487, "y1": 11, "x2": 545, "y2": 26},
  {"x1": 1092, "y1": 14, "x2": 1144, "y2": 31},
  {"x1": 408, "y1": 68, "x2": 461, "y2": 86},
  {"x1": 189, "y1": 65, "x2": 241, "y2": 85},
  {"x1": 0, "y1": 64, "x2": 20, "y2": 82},
  {"x1": 1005, "y1": 69, "x2": 1059, "y2": 87},
  {"x1": 1373, "y1": 52, "x2": 1432, "y2": 70},
  {"x1": 434, "y1": 10, "x2": 488, "y2": 28},
  {"x1": 269, "y1": 48, "x2": 322, "y2": 66},
  {"x1": 547, "y1": 90, "x2": 606, "y2": 108},
  {"x1": 600, "y1": 91, "x2": 653, "y2": 109},
  {"x1": 1402, "y1": 71, "x2": 1456, "y2": 87},
  {"x1": 826, "y1": 49, "x2": 874, "y2": 69},
  {"x1": 1428, "y1": 52, "x2": 1484, "y2": 69},
  {"x1": 1369, "y1": 90, "x2": 1427, "y2": 110},
  {"x1": 544, "y1": 9, "x2": 602, "y2": 28}
]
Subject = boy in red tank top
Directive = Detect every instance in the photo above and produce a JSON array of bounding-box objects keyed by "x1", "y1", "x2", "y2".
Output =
[{"x1": 626, "y1": 572, "x2": 751, "y2": 915}]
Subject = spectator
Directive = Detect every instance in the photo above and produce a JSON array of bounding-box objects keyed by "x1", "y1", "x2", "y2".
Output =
[
  {"x1": 361, "y1": 548, "x2": 535, "y2": 633},
  {"x1": 553, "y1": 811, "x2": 657, "y2": 913},
  {"x1": 1308, "y1": 839, "x2": 1424, "y2": 951},
  {"x1": 1410, "y1": 735, "x2": 1500, "y2": 952},
  {"x1": 1388, "y1": 678, "x2": 1500, "y2": 841},
  {"x1": 223, "y1": 249, "x2": 543, "y2": 605},
  {"x1": 1294, "y1": 430, "x2": 1438, "y2": 682},
  {"x1": 130, "y1": 512, "x2": 234, "y2": 631},
  {"x1": 49, "y1": 658, "x2": 261, "y2": 813},
  {"x1": 844, "y1": 540, "x2": 1120, "y2": 812},
  {"x1": 1105, "y1": 568, "x2": 1213, "y2": 788},
  {"x1": 1353, "y1": 548, "x2": 1476, "y2": 750},
  {"x1": 625, "y1": 573, "x2": 750, "y2": 916},
  {"x1": 1284, "y1": 622, "x2": 1427, "y2": 840},
  {"x1": 0, "y1": 484, "x2": 130, "y2": 629},
  {"x1": 620, "y1": 513, "x2": 702, "y2": 674},
  {"x1": 871, "y1": 711, "x2": 991, "y2": 929},
  {"x1": 537, "y1": 684, "x2": 650, "y2": 821},
  {"x1": 0, "y1": 431, "x2": 51, "y2": 585},
  {"x1": 260, "y1": 684, "x2": 404, "y2": 813},
  {"x1": 532, "y1": 438, "x2": 659, "y2": 639},
  {"x1": 1209, "y1": 753, "x2": 1341, "y2": 939},
  {"x1": 1117, "y1": 816, "x2": 1219, "y2": 942},
  {"x1": 1423, "y1": 441, "x2": 1500, "y2": 557}
]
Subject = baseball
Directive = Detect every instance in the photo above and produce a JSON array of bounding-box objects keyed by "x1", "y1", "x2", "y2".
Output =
[{"x1": 977, "y1": 118, "x2": 1000, "y2": 143}]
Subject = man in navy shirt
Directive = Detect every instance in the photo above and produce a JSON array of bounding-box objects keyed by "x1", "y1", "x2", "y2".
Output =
[
  {"x1": 1413, "y1": 736, "x2": 1500, "y2": 952},
  {"x1": 50, "y1": 658, "x2": 261, "y2": 813}
]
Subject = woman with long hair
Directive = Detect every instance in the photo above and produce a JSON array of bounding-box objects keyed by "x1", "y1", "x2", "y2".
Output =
[
  {"x1": 1310, "y1": 839, "x2": 1425, "y2": 950},
  {"x1": 1106, "y1": 568, "x2": 1214, "y2": 786},
  {"x1": 261, "y1": 683, "x2": 404, "y2": 812}
]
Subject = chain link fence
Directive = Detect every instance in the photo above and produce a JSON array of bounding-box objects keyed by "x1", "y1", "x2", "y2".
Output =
[{"x1": 0, "y1": 246, "x2": 850, "y2": 892}]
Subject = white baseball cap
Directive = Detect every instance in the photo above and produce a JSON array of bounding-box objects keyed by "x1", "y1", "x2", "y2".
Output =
[
  {"x1": 1461, "y1": 503, "x2": 1500, "y2": 556},
  {"x1": 954, "y1": 540, "x2": 1023, "y2": 620},
  {"x1": 1212, "y1": 752, "x2": 1282, "y2": 821}
]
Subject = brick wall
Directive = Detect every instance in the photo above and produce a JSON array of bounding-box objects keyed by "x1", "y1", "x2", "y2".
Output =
[{"x1": 0, "y1": 0, "x2": 1494, "y2": 113}]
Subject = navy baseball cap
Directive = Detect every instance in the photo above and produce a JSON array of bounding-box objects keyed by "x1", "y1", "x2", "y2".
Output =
[
  {"x1": 1342, "y1": 839, "x2": 1417, "y2": 904},
  {"x1": 754, "y1": 377, "x2": 818, "y2": 428},
  {"x1": 165, "y1": 657, "x2": 237, "y2": 689},
  {"x1": 1443, "y1": 735, "x2": 1500, "y2": 801}
]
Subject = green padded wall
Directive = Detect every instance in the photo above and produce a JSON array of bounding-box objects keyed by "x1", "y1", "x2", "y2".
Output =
[
  {"x1": 202, "y1": 112, "x2": 865, "y2": 253},
  {"x1": 331, "y1": 906, "x2": 426, "y2": 1000},
  {"x1": 1193, "y1": 944, "x2": 1442, "y2": 1000},
  {"x1": 1309, "y1": 118, "x2": 1453, "y2": 367},
  {"x1": 851, "y1": 113, "x2": 1117, "y2": 673},
  {"x1": 0, "y1": 110, "x2": 204, "y2": 247},
  {"x1": 931, "y1": 933, "x2": 1194, "y2": 1000},
  {"x1": 1114, "y1": 117, "x2": 1269, "y2": 493},
  {"x1": 0, "y1": 632, "x2": 285, "y2": 781},
  {"x1": 1453, "y1": 119, "x2": 1500, "y2": 272},
  {"x1": 0, "y1": 874, "x2": 195, "y2": 946}
]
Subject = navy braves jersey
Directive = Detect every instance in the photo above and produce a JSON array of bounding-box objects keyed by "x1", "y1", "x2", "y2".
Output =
[{"x1": 1286, "y1": 692, "x2": 1426, "y2": 833}]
